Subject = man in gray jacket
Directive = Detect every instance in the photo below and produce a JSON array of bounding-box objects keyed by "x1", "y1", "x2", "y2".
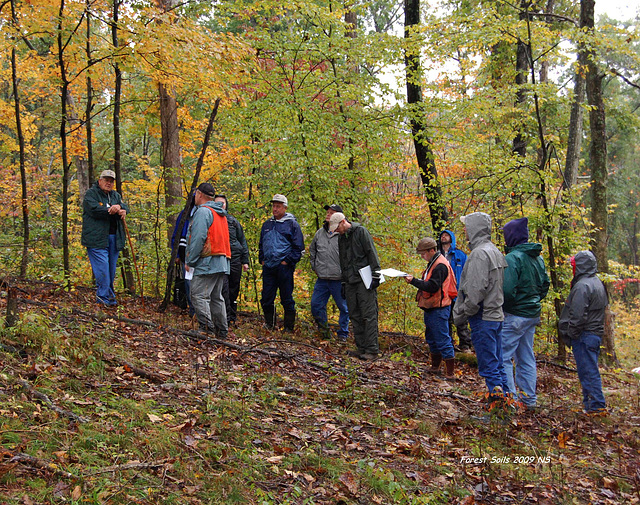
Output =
[
  {"x1": 186, "y1": 183, "x2": 231, "y2": 338},
  {"x1": 453, "y1": 212, "x2": 508, "y2": 398},
  {"x1": 559, "y1": 251, "x2": 608, "y2": 414},
  {"x1": 310, "y1": 204, "x2": 349, "y2": 340}
]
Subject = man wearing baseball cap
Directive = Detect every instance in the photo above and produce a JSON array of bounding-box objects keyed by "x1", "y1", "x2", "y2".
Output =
[
  {"x1": 81, "y1": 170, "x2": 129, "y2": 306},
  {"x1": 329, "y1": 212, "x2": 381, "y2": 360},
  {"x1": 309, "y1": 204, "x2": 349, "y2": 341},
  {"x1": 258, "y1": 194, "x2": 304, "y2": 331}
]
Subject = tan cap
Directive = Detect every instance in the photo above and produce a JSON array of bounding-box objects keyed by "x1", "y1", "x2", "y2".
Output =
[
  {"x1": 416, "y1": 237, "x2": 437, "y2": 252},
  {"x1": 100, "y1": 170, "x2": 116, "y2": 179},
  {"x1": 271, "y1": 194, "x2": 288, "y2": 206},
  {"x1": 328, "y1": 212, "x2": 345, "y2": 232}
]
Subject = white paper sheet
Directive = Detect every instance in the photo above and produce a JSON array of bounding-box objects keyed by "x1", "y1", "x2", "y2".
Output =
[
  {"x1": 378, "y1": 268, "x2": 409, "y2": 277},
  {"x1": 184, "y1": 267, "x2": 194, "y2": 280}
]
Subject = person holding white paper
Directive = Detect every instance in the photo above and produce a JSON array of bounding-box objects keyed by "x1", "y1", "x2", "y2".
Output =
[{"x1": 329, "y1": 212, "x2": 381, "y2": 361}]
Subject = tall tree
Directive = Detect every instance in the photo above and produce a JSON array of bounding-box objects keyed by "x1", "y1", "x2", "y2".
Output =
[
  {"x1": 404, "y1": 0, "x2": 447, "y2": 231},
  {"x1": 155, "y1": 0, "x2": 183, "y2": 245},
  {"x1": 10, "y1": 0, "x2": 29, "y2": 276}
]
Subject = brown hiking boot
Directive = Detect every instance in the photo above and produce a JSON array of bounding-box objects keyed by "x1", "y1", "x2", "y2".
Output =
[
  {"x1": 359, "y1": 352, "x2": 379, "y2": 361},
  {"x1": 426, "y1": 353, "x2": 442, "y2": 374},
  {"x1": 347, "y1": 349, "x2": 363, "y2": 358},
  {"x1": 443, "y1": 358, "x2": 456, "y2": 380}
]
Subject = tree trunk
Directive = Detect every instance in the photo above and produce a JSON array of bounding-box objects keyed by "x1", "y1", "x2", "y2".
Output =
[
  {"x1": 10, "y1": 0, "x2": 29, "y2": 277},
  {"x1": 156, "y1": 0, "x2": 183, "y2": 245},
  {"x1": 404, "y1": 0, "x2": 447, "y2": 232},
  {"x1": 57, "y1": 0, "x2": 71, "y2": 287},
  {"x1": 159, "y1": 100, "x2": 221, "y2": 311},
  {"x1": 82, "y1": 0, "x2": 94, "y2": 199},
  {"x1": 512, "y1": 0, "x2": 531, "y2": 157}
]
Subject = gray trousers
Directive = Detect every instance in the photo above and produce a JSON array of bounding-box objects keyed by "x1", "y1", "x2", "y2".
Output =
[
  {"x1": 345, "y1": 282, "x2": 379, "y2": 354},
  {"x1": 191, "y1": 273, "x2": 227, "y2": 333}
]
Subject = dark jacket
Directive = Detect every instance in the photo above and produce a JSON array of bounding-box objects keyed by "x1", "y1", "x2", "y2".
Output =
[
  {"x1": 439, "y1": 229, "x2": 466, "y2": 287},
  {"x1": 559, "y1": 251, "x2": 608, "y2": 342},
  {"x1": 171, "y1": 207, "x2": 195, "y2": 263},
  {"x1": 81, "y1": 181, "x2": 129, "y2": 250},
  {"x1": 502, "y1": 220, "x2": 550, "y2": 318},
  {"x1": 338, "y1": 223, "x2": 380, "y2": 285},
  {"x1": 259, "y1": 213, "x2": 304, "y2": 268},
  {"x1": 227, "y1": 214, "x2": 250, "y2": 265}
]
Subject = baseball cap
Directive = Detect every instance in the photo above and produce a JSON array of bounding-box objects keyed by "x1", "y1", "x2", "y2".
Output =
[
  {"x1": 100, "y1": 170, "x2": 116, "y2": 179},
  {"x1": 328, "y1": 212, "x2": 345, "y2": 232},
  {"x1": 416, "y1": 237, "x2": 437, "y2": 252},
  {"x1": 271, "y1": 194, "x2": 288, "y2": 206},
  {"x1": 323, "y1": 204, "x2": 343, "y2": 213},
  {"x1": 196, "y1": 182, "x2": 215, "y2": 197}
]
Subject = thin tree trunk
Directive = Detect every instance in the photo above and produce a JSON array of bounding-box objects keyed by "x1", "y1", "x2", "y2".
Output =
[
  {"x1": 404, "y1": 0, "x2": 447, "y2": 232},
  {"x1": 112, "y1": 0, "x2": 135, "y2": 294},
  {"x1": 10, "y1": 0, "x2": 29, "y2": 277},
  {"x1": 57, "y1": 0, "x2": 71, "y2": 287},
  {"x1": 83, "y1": 0, "x2": 94, "y2": 197},
  {"x1": 159, "y1": 100, "x2": 221, "y2": 311}
]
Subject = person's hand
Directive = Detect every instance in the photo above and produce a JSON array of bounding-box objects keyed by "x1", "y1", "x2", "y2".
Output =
[
  {"x1": 281, "y1": 261, "x2": 288, "y2": 265},
  {"x1": 369, "y1": 278, "x2": 380, "y2": 290},
  {"x1": 404, "y1": 275, "x2": 413, "y2": 283},
  {"x1": 118, "y1": 209, "x2": 127, "y2": 218},
  {"x1": 108, "y1": 204, "x2": 121, "y2": 214},
  {"x1": 242, "y1": 264, "x2": 249, "y2": 272}
]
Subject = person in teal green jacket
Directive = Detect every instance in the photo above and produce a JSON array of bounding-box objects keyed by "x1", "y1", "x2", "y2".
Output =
[
  {"x1": 81, "y1": 170, "x2": 129, "y2": 306},
  {"x1": 501, "y1": 217, "x2": 550, "y2": 409}
]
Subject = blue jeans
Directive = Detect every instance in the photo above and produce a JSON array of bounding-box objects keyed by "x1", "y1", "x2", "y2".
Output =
[
  {"x1": 570, "y1": 332, "x2": 606, "y2": 412},
  {"x1": 87, "y1": 234, "x2": 119, "y2": 305},
  {"x1": 424, "y1": 306, "x2": 454, "y2": 359},
  {"x1": 469, "y1": 313, "x2": 507, "y2": 394},
  {"x1": 311, "y1": 279, "x2": 349, "y2": 338},
  {"x1": 501, "y1": 313, "x2": 539, "y2": 406},
  {"x1": 261, "y1": 263, "x2": 296, "y2": 319}
]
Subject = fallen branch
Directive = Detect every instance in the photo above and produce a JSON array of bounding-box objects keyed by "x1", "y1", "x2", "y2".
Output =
[
  {"x1": 102, "y1": 354, "x2": 168, "y2": 384},
  {"x1": 8, "y1": 452, "x2": 76, "y2": 479},
  {"x1": 84, "y1": 458, "x2": 173, "y2": 476},
  {"x1": 18, "y1": 379, "x2": 89, "y2": 423}
]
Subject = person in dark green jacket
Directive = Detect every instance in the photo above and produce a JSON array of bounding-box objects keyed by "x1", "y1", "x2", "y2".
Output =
[
  {"x1": 501, "y1": 217, "x2": 550, "y2": 409},
  {"x1": 330, "y1": 212, "x2": 381, "y2": 360},
  {"x1": 81, "y1": 170, "x2": 129, "y2": 306}
]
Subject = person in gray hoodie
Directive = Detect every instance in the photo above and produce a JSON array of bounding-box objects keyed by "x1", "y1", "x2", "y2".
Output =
[
  {"x1": 186, "y1": 183, "x2": 231, "y2": 338},
  {"x1": 309, "y1": 204, "x2": 349, "y2": 340},
  {"x1": 453, "y1": 212, "x2": 508, "y2": 398},
  {"x1": 559, "y1": 251, "x2": 608, "y2": 414}
]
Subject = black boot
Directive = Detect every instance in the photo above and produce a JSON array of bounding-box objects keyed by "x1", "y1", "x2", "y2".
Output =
[
  {"x1": 263, "y1": 305, "x2": 276, "y2": 329},
  {"x1": 283, "y1": 310, "x2": 296, "y2": 332}
]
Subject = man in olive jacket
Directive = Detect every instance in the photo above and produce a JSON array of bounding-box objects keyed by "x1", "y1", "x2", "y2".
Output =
[
  {"x1": 329, "y1": 213, "x2": 380, "y2": 360},
  {"x1": 501, "y1": 217, "x2": 550, "y2": 409},
  {"x1": 81, "y1": 170, "x2": 129, "y2": 306}
]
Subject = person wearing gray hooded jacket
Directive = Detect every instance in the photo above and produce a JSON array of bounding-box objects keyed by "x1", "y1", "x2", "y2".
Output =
[
  {"x1": 453, "y1": 212, "x2": 508, "y2": 398},
  {"x1": 186, "y1": 183, "x2": 231, "y2": 338},
  {"x1": 559, "y1": 250, "x2": 608, "y2": 414}
]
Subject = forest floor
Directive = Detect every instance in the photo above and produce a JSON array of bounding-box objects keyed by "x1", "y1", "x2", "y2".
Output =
[{"x1": 1, "y1": 278, "x2": 640, "y2": 504}]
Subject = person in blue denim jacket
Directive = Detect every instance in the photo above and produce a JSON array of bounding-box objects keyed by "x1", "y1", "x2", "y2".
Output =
[{"x1": 259, "y1": 194, "x2": 304, "y2": 331}]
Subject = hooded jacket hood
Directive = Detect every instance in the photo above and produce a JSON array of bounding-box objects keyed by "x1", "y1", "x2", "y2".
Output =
[
  {"x1": 573, "y1": 250, "x2": 598, "y2": 279},
  {"x1": 440, "y1": 229, "x2": 458, "y2": 250},
  {"x1": 203, "y1": 200, "x2": 227, "y2": 217},
  {"x1": 503, "y1": 217, "x2": 529, "y2": 248},
  {"x1": 463, "y1": 212, "x2": 492, "y2": 250}
]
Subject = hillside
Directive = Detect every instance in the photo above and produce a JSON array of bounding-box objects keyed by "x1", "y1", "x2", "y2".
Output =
[{"x1": 1, "y1": 279, "x2": 639, "y2": 504}]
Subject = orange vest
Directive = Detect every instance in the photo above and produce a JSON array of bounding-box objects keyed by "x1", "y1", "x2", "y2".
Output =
[
  {"x1": 200, "y1": 207, "x2": 231, "y2": 259},
  {"x1": 416, "y1": 254, "x2": 458, "y2": 309}
]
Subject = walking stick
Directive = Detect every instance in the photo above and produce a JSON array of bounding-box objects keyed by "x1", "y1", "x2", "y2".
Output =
[{"x1": 123, "y1": 218, "x2": 144, "y2": 308}]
